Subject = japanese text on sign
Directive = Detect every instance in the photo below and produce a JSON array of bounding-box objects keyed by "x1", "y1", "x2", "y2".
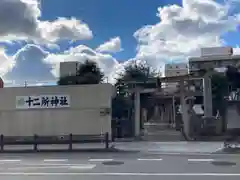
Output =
[{"x1": 16, "y1": 95, "x2": 70, "y2": 109}]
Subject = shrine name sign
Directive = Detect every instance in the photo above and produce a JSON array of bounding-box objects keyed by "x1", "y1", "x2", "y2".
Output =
[{"x1": 16, "y1": 95, "x2": 70, "y2": 109}]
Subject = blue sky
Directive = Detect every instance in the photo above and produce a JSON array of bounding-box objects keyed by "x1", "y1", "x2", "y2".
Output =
[
  {"x1": 0, "y1": 0, "x2": 240, "y2": 85},
  {"x1": 39, "y1": 0, "x2": 175, "y2": 60},
  {"x1": 39, "y1": 0, "x2": 240, "y2": 60}
]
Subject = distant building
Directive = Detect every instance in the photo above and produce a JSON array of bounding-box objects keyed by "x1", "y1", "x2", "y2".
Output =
[
  {"x1": 59, "y1": 61, "x2": 80, "y2": 78},
  {"x1": 163, "y1": 63, "x2": 189, "y2": 93},
  {"x1": 164, "y1": 63, "x2": 189, "y2": 77}
]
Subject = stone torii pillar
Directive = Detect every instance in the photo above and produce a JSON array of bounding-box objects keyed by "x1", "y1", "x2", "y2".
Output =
[
  {"x1": 179, "y1": 79, "x2": 190, "y2": 138},
  {"x1": 203, "y1": 75, "x2": 213, "y2": 117},
  {"x1": 134, "y1": 91, "x2": 141, "y2": 137},
  {"x1": 132, "y1": 85, "x2": 159, "y2": 137}
]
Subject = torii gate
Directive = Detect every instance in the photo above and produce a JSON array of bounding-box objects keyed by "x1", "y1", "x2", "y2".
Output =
[
  {"x1": 131, "y1": 52, "x2": 240, "y2": 138},
  {"x1": 189, "y1": 53, "x2": 240, "y2": 117},
  {"x1": 130, "y1": 75, "x2": 202, "y2": 138},
  {"x1": 159, "y1": 74, "x2": 203, "y2": 139}
]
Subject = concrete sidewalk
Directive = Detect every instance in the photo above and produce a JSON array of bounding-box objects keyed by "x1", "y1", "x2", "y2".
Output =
[
  {"x1": 114, "y1": 141, "x2": 225, "y2": 154},
  {"x1": 0, "y1": 143, "x2": 116, "y2": 153},
  {"x1": 0, "y1": 141, "x2": 226, "y2": 154}
]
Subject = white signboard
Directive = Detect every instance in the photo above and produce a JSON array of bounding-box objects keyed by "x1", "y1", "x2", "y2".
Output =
[
  {"x1": 201, "y1": 47, "x2": 233, "y2": 57},
  {"x1": 16, "y1": 95, "x2": 70, "y2": 109}
]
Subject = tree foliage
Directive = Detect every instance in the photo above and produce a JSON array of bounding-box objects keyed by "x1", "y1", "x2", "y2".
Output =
[
  {"x1": 58, "y1": 60, "x2": 105, "y2": 85},
  {"x1": 115, "y1": 62, "x2": 158, "y2": 96},
  {"x1": 118, "y1": 63, "x2": 157, "y2": 82},
  {"x1": 212, "y1": 72, "x2": 228, "y2": 101},
  {"x1": 211, "y1": 72, "x2": 228, "y2": 124},
  {"x1": 226, "y1": 65, "x2": 240, "y2": 90},
  {"x1": 212, "y1": 65, "x2": 240, "y2": 105},
  {"x1": 112, "y1": 62, "x2": 160, "y2": 119},
  {"x1": 211, "y1": 66, "x2": 240, "y2": 132}
]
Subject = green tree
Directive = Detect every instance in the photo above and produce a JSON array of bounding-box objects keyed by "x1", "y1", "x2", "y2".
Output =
[
  {"x1": 211, "y1": 66, "x2": 240, "y2": 132},
  {"x1": 225, "y1": 65, "x2": 240, "y2": 116},
  {"x1": 115, "y1": 62, "x2": 159, "y2": 97},
  {"x1": 226, "y1": 65, "x2": 240, "y2": 91},
  {"x1": 211, "y1": 72, "x2": 228, "y2": 132},
  {"x1": 112, "y1": 62, "x2": 160, "y2": 119},
  {"x1": 58, "y1": 60, "x2": 105, "y2": 85},
  {"x1": 212, "y1": 72, "x2": 228, "y2": 103}
]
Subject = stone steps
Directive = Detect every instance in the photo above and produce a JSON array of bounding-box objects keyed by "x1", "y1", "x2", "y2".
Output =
[
  {"x1": 143, "y1": 123, "x2": 184, "y2": 141},
  {"x1": 144, "y1": 122, "x2": 174, "y2": 131},
  {"x1": 142, "y1": 132, "x2": 185, "y2": 141}
]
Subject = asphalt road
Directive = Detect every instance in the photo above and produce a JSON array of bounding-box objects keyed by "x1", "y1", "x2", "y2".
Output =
[{"x1": 0, "y1": 151, "x2": 240, "y2": 179}]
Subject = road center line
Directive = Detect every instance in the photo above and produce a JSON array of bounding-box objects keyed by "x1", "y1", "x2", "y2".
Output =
[
  {"x1": 0, "y1": 172, "x2": 240, "y2": 176},
  {"x1": 88, "y1": 159, "x2": 113, "y2": 162},
  {"x1": 188, "y1": 159, "x2": 214, "y2": 162},
  {"x1": 137, "y1": 158, "x2": 162, "y2": 161}
]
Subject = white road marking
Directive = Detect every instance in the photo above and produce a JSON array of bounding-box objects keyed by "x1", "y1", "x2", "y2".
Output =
[
  {"x1": 69, "y1": 165, "x2": 96, "y2": 169},
  {"x1": 8, "y1": 164, "x2": 96, "y2": 170},
  {"x1": 0, "y1": 172, "x2": 240, "y2": 176},
  {"x1": 43, "y1": 159, "x2": 68, "y2": 162},
  {"x1": 15, "y1": 163, "x2": 92, "y2": 166},
  {"x1": 188, "y1": 159, "x2": 214, "y2": 162},
  {"x1": 137, "y1": 158, "x2": 162, "y2": 161},
  {"x1": 149, "y1": 152, "x2": 222, "y2": 156},
  {"x1": 88, "y1": 159, "x2": 113, "y2": 162},
  {"x1": 149, "y1": 151, "x2": 240, "y2": 157},
  {"x1": 0, "y1": 160, "x2": 21, "y2": 162},
  {"x1": 9, "y1": 166, "x2": 69, "y2": 170}
]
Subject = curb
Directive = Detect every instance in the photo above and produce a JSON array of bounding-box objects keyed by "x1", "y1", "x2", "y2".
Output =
[
  {"x1": 147, "y1": 150, "x2": 240, "y2": 156},
  {"x1": 0, "y1": 147, "x2": 140, "y2": 154},
  {"x1": 214, "y1": 147, "x2": 240, "y2": 154},
  {"x1": 0, "y1": 148, "x2": 117, "y2": 154}
]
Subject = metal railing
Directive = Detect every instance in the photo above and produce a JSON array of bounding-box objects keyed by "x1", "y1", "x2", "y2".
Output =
[{"x1": 0, "y1": 133, "x2": 110, "y2": 152}]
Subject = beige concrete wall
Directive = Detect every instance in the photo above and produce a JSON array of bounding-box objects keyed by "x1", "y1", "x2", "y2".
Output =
[
  {"x1": 0, "y1": 84, "x2": 114, "y2": 136},
  {"x1": 226, "y1": 105, "x2": 240, "y2": 129}
]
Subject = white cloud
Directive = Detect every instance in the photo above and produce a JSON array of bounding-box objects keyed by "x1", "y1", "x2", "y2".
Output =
[
  {"x1": 44, "y1": 45, "x2": 122, "y2": 83},
  {"x1": 96, "y1": 37, "x2": 122, "y2": 53},
  {"x1": 233, "y1": 47, "x2": 240, "y2": 55},
  {"x1": 0, "y1": 47, "x2": 15, "y2": 77},
  {"x1": 3, "y1": 44, "x2": 55, "y2": 83},
  {"x1": 44, "y1": 43, "x2": 60, "y2": 50},
  {"x1": 1, "y1": 42, "x2": 125, "y2": 85},
  {"x1": 38, "y1": 18, "x2": 93, "y2": 43},
  {"x1": 0, "y1": 0, "x2": 40, "y2": 41},
  {"x1": 0, "y1": 0, "x2": 93, "y2": 43},
  {"x1": 134, "y1": 0, "x2": 240, "y2": 65}
]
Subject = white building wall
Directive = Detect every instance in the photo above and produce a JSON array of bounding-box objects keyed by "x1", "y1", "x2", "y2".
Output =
[
  {"x1": 60, "y1": 61, "x2": 79, "y2": 78},
  {"x1": 0, "y1": 84, "x2": 115, "y2": 136}
]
